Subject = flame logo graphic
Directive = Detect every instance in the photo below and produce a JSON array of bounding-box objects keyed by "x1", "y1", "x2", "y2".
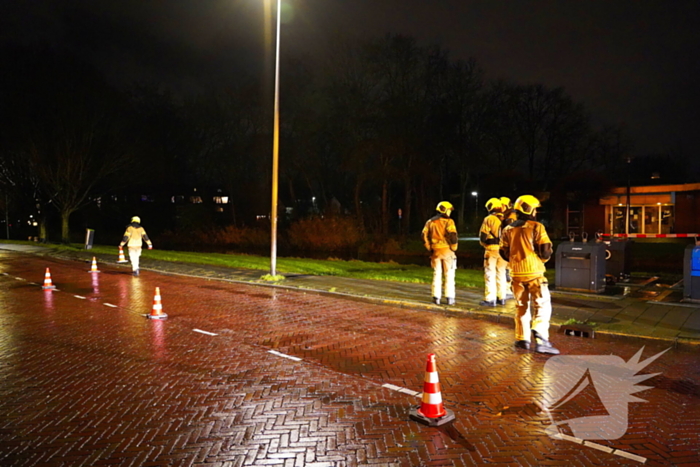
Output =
[{"x1": 541, "y1": 347, "x2": 669, "y2": 440}]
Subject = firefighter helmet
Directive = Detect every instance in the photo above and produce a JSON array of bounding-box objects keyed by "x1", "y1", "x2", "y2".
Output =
[
  {"x1": 485, "y1": 198, "x2": 503, "y2": 212},
  {"x1": 514, "y1": 195, "x2": 540, "y2": 216},
  {"x1": 131, "y1": 216, "x2": 141, "y2": 224},
  {"x1": 436, "y1": 201, "x2": 454, "y2": 215},
  {"x1": 500, "y1": 197, "x2": 512, "y2": 209}
]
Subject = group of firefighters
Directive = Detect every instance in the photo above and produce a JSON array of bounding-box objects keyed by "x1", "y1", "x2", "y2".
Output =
[{"x1": 421, "y1": 195, "x2": 559, "y2": 355}]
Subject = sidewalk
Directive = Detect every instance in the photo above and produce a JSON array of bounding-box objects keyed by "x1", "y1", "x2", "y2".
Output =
[{"x1": 5, "y1": 242, "x2": 700, "y2": 345}]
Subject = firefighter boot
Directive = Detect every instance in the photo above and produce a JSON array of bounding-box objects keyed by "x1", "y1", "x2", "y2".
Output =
[
  {"x1": 532, "y1": 331, "x2": 560, "y2": 355},
  {"x1": 514, "y1": 340, "x2": 531, "y2": 350}
]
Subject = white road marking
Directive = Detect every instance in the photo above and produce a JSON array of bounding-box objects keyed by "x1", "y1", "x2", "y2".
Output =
[
  {"x1": 550, "y1": 433, "x2": 583, "y2": 444},
  {"x1": 583, "y1": 441, "x2": 614, "y2": 454},
  {"x1": 382, "y1": 383, "x2": 421, "y2": 398},
  {"x1": 612, "y1": 449, "x2": 647, "y2": 463},
  {"x1": 268, "y1": 350, "x2": 302, "y2": 361},
  {"x1": 74, "y1": 295, "x2": 86, "y2": 299},
  {"x1": 193, "y1": 328, "x2": 218, "y2": 336},
  {"x1": 552, "y1": 434, "x2": 646, "y2": 463},
  {"x1": 104, "y1": 303, "x2": 118, "y2": 308}
]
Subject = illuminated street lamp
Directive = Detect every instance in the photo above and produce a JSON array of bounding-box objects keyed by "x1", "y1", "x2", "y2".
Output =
[
  {"x1": 471, "y1": 191, "x2": 479, "y2": 230},
  {"x1": 269, "y1": 0, "x2": 281, "y2": 276}
]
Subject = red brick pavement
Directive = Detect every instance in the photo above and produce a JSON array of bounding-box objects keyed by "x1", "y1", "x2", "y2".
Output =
[{"x1": 0, "y1": 251, "x2": 698, "y2": 466}]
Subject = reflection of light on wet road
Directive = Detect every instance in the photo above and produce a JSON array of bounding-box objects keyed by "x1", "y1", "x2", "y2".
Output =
[
  {"x1": 43, "y1": 289, "x2": 55, "y2": 312},
  {"x1": 150, "y1": 319, "x2": 167, "y2": 361},
  {"x1": 91, "y1": 272, "x2": 100, "y2": 294}
]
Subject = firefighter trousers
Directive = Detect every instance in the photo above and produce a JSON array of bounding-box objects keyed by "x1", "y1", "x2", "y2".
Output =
[
  {"x1": 127, "y1": 246, "x2": 142, "y2": 271},
  {"x1": 512, "y1": 276, "x2": 552, "y2": 341},
  {"x1": 483, "y1": 249, "x2": 508, "y2": 301},
  {"x1": 431, "y1": 249, "x2": 456, "y2": 300}
]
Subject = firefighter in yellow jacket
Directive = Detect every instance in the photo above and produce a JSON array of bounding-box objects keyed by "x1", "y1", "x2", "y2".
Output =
[
  {"x1": 499, "y1": 195, "x2": 560, "y2": 354},
  {"x1": 119, "y1": 216, "x2": 153, "y2": 276},
  {"x1": 479, "y1": 198, "x2": 508, "y2": 306},
  {"x1": 500, "y1": 196, "x2": 517, "y2": 298},
  {"x1": 422, "y1": 201, "x2": 459, "y2": 305}
]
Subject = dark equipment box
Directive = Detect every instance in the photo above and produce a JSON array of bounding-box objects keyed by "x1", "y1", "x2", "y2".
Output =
[
  {"x1": 605, "y1": 240, "x2": 632, "y2": 281},
  {"x1": 555, "y1": 242, "x2": 607, "y2": 294},
  {"x1": 683, "y1": 244, "x2": 700, "y2": 301}
]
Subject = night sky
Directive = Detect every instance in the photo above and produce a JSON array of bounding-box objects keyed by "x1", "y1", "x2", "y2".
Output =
[{"x1": 3, "y1": 0, "x2": 699, "y2": 157}]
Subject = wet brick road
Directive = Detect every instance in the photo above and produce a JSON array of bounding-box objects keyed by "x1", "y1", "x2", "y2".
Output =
[{"x1": 0, "y1": 251, "x2": 699, "y2": 466}]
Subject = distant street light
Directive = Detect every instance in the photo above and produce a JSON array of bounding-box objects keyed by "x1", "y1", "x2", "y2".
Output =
[
  {"x1": 269, "y1": 0, "x2": 281, "y2": 276},
  {"x1": 471, "y1": 191, "x2": 479, "y2": 229}
]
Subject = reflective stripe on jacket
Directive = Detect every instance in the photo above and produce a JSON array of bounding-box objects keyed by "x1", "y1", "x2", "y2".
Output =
[{"x1": 122, "y1": 224, "x2": 151, "y2": 248}]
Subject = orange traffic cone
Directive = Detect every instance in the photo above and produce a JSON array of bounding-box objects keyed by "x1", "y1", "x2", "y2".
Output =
[
  {"x1": 409, "y1": 353, "x2": 455, "y2": 426},
  {"x1": 88, "y1": 257, "x2": 100, "y2": 273},
  {"x1": 117, "y1": 246, "x2": 128, "y2": 263},
  {"x1": 147, "y1": 287, "x2": 168, "y2": 320},
  {"x1": 42, "y1": 268, "x2": 56, "y2": 290}
]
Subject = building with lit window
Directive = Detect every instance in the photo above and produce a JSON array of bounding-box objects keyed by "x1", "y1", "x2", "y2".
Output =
[{"x1": 565, "y1": 183, "x2": 700, "y2": 239}]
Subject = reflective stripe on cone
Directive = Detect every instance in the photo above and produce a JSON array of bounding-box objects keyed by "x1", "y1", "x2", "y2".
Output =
[{"x1": 409, "y1": 353, "x2": 455, "y2": 426}]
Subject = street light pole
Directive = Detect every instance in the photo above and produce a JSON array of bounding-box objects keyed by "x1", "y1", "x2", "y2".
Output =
[
  {"x1": 270, "y1": 0, "x2": 281, "y2": 276},
  {"x1": 471, "y1": 191, "x2": 478, "y2": 233}
]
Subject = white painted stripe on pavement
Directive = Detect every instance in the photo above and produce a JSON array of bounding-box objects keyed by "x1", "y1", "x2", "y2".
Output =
[
  {"x1": 583, "y1": 441, "x2": 614, "y2": 453},
  {"x1": 382, "y1": 384, "x2": 422, "y2": 398},
  {"x1": 612, "y1": 449, "x2": 646, "y2": 463},
  {"x1": 193, "y1": 328, "x2": 218, "y2": 336},
  {"x1": 15, "y1": 277, "x2": 25, "y2": 281},
  {"x1": 104, "y1": 303, "x2": 118, "y2": 308},
  {"x1": 551, "y1": 433, "x2": 583, "y2": 444},
  {"x1": 74, "y1": 295, "x2": 86, "y2": 299},
  {"x1": 268, "y1": 350, "x2": 302, "y2": 362},
  {"x1": 554, "y1": 434, "x2": 646, "y2": 463}
]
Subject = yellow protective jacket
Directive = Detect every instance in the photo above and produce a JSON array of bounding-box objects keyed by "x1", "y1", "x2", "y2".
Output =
[
  {"x1": 422, "y1": 215, "x2": 458, "y2": 253},
  {"x1": 120, "y1": 223, "x2": 152, "y2": 248},
  {"x1": 479, "y1": 213, "x2": 503, "y2": 251},
  {"x1": 499, "y1": 219, "x2": 552, "y2": 282}
]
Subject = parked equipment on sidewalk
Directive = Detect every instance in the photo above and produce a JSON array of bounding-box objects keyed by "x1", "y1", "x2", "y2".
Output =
[
  {"x1": 555, "y1": 234, "x2": 606, "y2": 293},
  {"x1": 604, "y1": 238, "x2": 632, "y2": 283},
  {"x1": 683, "y1": 242, "x2": 700, "y2": 301},
  {"x1": 409, "y1": 353, "x2": 455, "y2": 426}
]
